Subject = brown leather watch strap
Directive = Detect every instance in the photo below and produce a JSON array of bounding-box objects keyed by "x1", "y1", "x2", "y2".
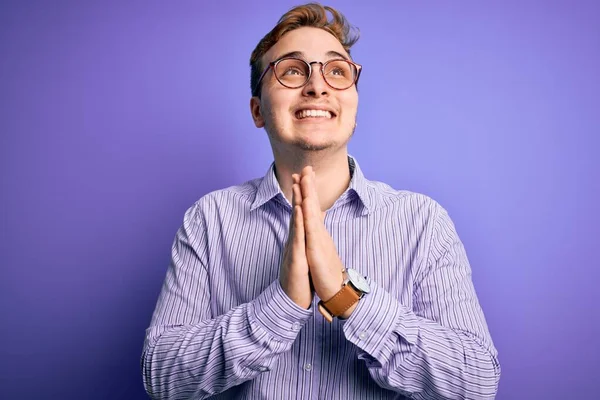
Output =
[{"x1": 318, "y1": 284, "x2": 361, "y2": 322}]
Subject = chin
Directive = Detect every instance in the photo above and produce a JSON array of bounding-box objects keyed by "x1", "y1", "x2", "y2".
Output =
[
  {"x1": 294, "y1": 141, "x2": 335, "y2": 151},
  {"x1": 266, "y1": 122, "x2": 354, "y2": 152},
  {"x1": 291, "y1": 134, "x2": 350, "y2": 152}
]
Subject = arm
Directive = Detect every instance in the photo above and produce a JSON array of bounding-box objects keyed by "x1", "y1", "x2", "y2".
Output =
[
  {"x1": 141, "y1": 203, "x2": 311, "y2": 399},
  {"x1": 342, "y1": 204, "x2": 500, "y2": 400}
]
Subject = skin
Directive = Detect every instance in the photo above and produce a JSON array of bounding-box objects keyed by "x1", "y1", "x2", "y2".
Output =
[{"x1": 250, "y1": 27, "x2": 359, "y2": 318}]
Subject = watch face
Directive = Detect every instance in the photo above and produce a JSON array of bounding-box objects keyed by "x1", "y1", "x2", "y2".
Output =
[{"x1": 347, "y1": 268, "x2": 371, "y2": 293}]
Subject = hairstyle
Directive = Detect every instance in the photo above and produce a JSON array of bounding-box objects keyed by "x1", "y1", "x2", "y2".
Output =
[{"x1": 249, "y1": 3, "x2": 360, "y2": 97}]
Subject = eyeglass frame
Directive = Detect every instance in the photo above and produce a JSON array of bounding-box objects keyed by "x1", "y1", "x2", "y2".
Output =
[{"x1": 253, "y1": 56, "x2": 362, "y2": 96}]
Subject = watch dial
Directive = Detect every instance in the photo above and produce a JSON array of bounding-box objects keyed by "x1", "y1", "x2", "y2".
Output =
[{"x1": 347, "y1": 268, "x2": 371, "y2": 293}]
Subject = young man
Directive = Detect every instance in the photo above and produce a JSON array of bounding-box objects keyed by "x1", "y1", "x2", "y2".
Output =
[{"x1": 142, "y1": 4, "x2": 500, "y2": 399}]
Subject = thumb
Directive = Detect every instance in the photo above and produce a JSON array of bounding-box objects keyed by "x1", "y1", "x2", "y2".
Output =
[{"x1": 292, "y1": 183, "x2": 306, "y2": 251}]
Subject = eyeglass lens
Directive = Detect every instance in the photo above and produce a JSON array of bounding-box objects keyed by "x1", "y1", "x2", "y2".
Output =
[{"x1": 274, "y1": 59, "x2": 356, "y2": 89}]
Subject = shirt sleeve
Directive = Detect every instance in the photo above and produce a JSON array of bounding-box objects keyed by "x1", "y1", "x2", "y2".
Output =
[
  {"x1": 341, "y1": 203, "x2": 501, "y2": 400},
  {"x1": 141, "y1": 203, "x2": 312, "y2": 400}
]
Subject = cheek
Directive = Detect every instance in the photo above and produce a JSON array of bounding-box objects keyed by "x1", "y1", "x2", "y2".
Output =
[
  {"x1": 340, "y1": 98, "x2": 358, "y2": 122},
  {"x1": 340, "y1": 91, "x2": 358, "y2": 112},
  {"x1": 261, "y1": 99, "x2": 279, "y2": 124},
  {"x1": 263, "y1": 92, "x2": 294, "y2": 123},
  {"x1": 267, "y1": 109, "x2": 290, "y2": 128}
]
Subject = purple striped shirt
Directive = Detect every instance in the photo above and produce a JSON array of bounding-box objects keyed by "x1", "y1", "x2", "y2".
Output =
[{"x1": 141, "y1": 156, "x2": 500, "y2": 399}]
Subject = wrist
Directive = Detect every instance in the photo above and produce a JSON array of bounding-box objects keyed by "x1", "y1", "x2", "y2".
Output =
[
  {"x1": 280, "y1": 281, "x2": 312, "y2": 310},
  {"x1": 339, "y1": 302, "x2": 358, "y2": 319},
  {"x1": 315, "y1": 269, "x2": 345, "y2": 302},
  {"x1": 317, "y1": 268, "x2": 371, "y2": 322},
  {"x1": 319, "y1": 282, "x2": 344, "y2": 302}
]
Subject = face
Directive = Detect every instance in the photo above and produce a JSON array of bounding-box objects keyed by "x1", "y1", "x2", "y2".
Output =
[{"x1": 250, "y1": 27, "x2": 359, "y2": 153}]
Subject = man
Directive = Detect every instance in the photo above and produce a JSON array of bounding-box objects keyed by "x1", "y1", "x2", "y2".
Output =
[{"x1": 141, "y1": 3, "x2": 500, "y2": 399}]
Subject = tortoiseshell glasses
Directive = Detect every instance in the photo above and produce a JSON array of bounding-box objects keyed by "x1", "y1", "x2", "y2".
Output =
[{"x1": 253, "y1": 57, "x2": 362, "y2": 95}]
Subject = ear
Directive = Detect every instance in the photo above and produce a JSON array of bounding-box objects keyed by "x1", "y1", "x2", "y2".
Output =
[{"x1": 250, "y1": 96, "x2": 265, "y2": 128}]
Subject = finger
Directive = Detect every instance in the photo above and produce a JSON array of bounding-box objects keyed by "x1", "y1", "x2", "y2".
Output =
[
  {"x1": 292, "y1": 205, "x2": 305, "y2": 252},
  {"x1": 300, "y1": 166, "x2": 312, "y2": 185},
  {"x1": 290, "y1": 184, "x2": 304, "y2": 249},
  {"x1": 288, "y1": 184, "x2": 298, "y2": 242},
  {"x1": 299, "y1": 169, "x2": 315, "y2": 204},
  {"x1": 300, "y1": 170, "x2": 322, "y2": 226},
  {"x1": 311, "y1": 170, "x2": 325, "y2": 223},
  {"x1": 292, "y1": 183, "x2": 302, "y2": 207},
  {"x1": 292, "y1": 175, "x2": 302, "y2": 208},
  {"x1": 291, "y1": 205, "x2": 308, "y2": 274}
]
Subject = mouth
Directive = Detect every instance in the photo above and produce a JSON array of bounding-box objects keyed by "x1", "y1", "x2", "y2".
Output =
[{"x1": 294, "y1": 108, "x2": 337, "y2": 120}]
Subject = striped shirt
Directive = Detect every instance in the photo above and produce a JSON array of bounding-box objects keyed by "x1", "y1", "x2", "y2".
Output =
[{"x1": 141, "y1": 156, "x2": 500, "y2": 399}]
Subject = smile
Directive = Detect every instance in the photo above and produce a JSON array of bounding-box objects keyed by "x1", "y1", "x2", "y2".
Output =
[{"x1": 295, "y1": 109, "x2": 334, "y2": 119}]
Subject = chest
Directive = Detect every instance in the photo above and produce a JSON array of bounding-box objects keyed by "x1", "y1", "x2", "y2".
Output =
[{"x1": 206, "y1": 209, "x2": 427, "y2": 314}]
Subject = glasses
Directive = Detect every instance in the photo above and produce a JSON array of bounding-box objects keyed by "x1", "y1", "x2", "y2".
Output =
[{"x1": 254, "y1": 57, "x2": 362, "y2": 96}]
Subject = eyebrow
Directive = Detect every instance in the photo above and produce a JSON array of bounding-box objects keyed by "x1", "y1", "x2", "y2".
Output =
[
  {"x1": 273, "y1": 50, "x2": 350, "y2": 62},
  {"x1": 326, "y1": 51, "x2": 350, "y2": 61}
]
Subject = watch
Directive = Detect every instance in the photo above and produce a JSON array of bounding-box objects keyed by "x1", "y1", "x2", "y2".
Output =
[{"x1": 318, "y1": 268, "x2": 371, "y2": 323}]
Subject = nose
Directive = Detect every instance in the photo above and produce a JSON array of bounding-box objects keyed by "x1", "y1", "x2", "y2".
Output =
[{"x1": 301, "y1": 62, "x2": 329, "y2": 97}]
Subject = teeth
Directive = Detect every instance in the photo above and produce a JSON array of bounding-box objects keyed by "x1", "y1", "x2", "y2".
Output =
[{"x1": 296, "y1": 109, "x2": 332, "y2": 119}]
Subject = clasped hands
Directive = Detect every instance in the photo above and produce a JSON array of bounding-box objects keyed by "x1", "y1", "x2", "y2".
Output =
[{"x1": 279, "y1": 166, "x2": 356, "y2": 319}]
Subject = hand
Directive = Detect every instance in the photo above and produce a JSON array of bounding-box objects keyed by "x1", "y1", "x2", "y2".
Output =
[
  {"x1": 279, "y1": 175, "x2": 313, "y2": 309},
  {"x1": 299, "y1": 167, "x2": 347, "y2": 306}
]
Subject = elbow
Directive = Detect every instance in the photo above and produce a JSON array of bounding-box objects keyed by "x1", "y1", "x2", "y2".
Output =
[
  {"x1": 485, "y1": 353, "x2": 501, "y2": 398},
  {"x1": 460, "y1": 331, "x2": 501, "y2": 398},
  {"x1": 466, "y1": 349, "x2": 501, "y2": 399},
  {"x1": 140, "y1": 343, "x2": 162, "y2": 400}
]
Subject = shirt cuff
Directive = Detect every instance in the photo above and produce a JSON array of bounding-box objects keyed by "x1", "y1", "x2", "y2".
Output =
[
  {"x1": 249, "y1": 280, "x2": 312, "y2": 343},
  {"x1": 341, "y1": 282, "x2": 419, "y2": 363}
]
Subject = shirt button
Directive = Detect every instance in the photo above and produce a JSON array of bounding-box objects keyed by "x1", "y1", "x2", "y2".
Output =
[
  {"x1": 304, "y1": 363, "x2": 312, "y2": 371},
  {"x1": 258, "y1": 366, "x2": 268, "y2": 372},
  {"x1": 292, "y1": 322, "x2": 301, "y2": 330},
  {"x1": 358, "y1": 331, "x2": 368, "y2": 340}
]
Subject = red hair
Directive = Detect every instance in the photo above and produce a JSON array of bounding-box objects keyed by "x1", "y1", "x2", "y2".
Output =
[{"x1": 250, "y1": 3, "x2": 360, "y2": 97}]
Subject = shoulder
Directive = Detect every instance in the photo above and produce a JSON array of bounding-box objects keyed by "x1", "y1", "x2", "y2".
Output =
[
  {"x1": 365, "y1": 179, "x2": 445, "y2": 220},
  {"x1": 181, "y1": 176, "x2": 263, "y2": 225}
]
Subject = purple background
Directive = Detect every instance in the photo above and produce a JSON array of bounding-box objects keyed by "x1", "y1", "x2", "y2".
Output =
[{"x1": 1, "y1": 1, "x2": 598, "y2": 399}]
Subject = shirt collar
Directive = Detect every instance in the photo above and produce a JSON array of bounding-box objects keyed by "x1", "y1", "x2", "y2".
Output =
[
  {"x1": 250, "y1": 155, "x2": 373, "y2": 214},
  {"x1": 346, "y1": 156, "x2": 373, "y2": 214},
  {"x1": 250, "y1": 161, "x2": 285, "y2": 211}
]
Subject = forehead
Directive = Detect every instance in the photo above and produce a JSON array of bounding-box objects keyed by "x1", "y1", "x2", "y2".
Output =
[{"x1": 264, "y1": 26, "x2": 350, "y2": 62}]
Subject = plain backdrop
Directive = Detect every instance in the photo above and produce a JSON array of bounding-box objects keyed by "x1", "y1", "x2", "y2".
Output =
[{"x1": 1, "y1": 1, "x2": 598, "y2": 399}]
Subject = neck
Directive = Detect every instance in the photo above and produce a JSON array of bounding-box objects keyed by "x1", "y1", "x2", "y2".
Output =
[{"x1": 274, "y1": 148, "x2": 351, "y2": 211}]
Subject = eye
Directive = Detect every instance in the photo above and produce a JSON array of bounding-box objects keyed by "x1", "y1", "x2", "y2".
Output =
[
  {"x1": 283, "y1": 67, "x2": 305, "y2": 76},
  {"x1": 325, "y1": 61, "x2": 351, "y2": 78},
  {"x1": 331, "y1": 68, "x2": 346, "y2": 76}
]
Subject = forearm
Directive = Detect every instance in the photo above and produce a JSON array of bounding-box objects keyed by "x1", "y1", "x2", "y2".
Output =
[
  {"x1": 342, "y1": 284, "x2": 500, "y2": 400},
  {"x1": 142, "y1": 280, "x2": 311, "y2": 399}
]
